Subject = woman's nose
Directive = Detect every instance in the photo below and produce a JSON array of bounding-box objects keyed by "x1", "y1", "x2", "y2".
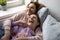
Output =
[{"x1": 28, "y1": 8, "x2": 31, "y2": 11}]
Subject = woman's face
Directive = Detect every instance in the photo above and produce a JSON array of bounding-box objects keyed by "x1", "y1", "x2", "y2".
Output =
[
  {"x1": 26, "y1": 3, "x2": 36, "y2": 15},
  {"x1": 28, "y1": 15, "x2": 39, "y2": 30}
]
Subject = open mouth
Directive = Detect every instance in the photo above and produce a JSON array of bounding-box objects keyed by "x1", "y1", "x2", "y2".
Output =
[
  {"x1": 29, "y1": 20, "x2": 34, "y2": 23},
  {"x1": 28, "y1": 20, "x2": 34, "y2": 26}
]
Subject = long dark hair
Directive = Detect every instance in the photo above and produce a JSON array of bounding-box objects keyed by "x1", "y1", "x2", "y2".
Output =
[
  {"x1": 27, "y1": 2, "x2": 45, "y2": 14},
  {"x1": 27, "y1": 2, "x2": 40, "y2": 14}
]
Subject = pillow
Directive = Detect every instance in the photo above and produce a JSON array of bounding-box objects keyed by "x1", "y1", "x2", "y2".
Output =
[
  {"x1": 37, "y1": 7, "x2": 49, "y2": 25},
  {"x1": 42, "y1": 15, "x2": 60, "y2": 40}
]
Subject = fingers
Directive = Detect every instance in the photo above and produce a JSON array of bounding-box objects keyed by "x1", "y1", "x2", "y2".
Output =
[
  {"x1": 15, "y1": 37, "x2": 28, "y2": 40},
  {"x1": 16, "y1": 33, "x2": 26, "y2": 38}
]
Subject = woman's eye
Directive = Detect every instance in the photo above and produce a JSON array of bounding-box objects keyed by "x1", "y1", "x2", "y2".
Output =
[{"x1": 31, "y1": 7, "x2": 34, "y2": 9}]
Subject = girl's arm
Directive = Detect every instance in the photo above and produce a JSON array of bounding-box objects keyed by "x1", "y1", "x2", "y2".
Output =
[{"x1": 16, "y1": 27, "x2": 43, "y2": 40}]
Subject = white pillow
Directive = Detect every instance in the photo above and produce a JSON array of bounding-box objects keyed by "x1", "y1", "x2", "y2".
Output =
[
  {"x1": 37, "y1": 7, "x2": 49, "y2": 25},
  {"x1": 43, "y1": 15, "x2": 60, "y2": 40}
]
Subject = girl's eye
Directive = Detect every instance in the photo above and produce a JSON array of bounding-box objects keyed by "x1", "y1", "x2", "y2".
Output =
[
  {"x1": 34, "y1": 18, "x2": 36, "y2": 20},
  {"x1": 32, "y1": 17, "x2": 36, "y2": 21}
]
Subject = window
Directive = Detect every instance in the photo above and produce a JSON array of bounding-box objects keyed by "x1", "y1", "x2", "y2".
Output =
[
  {"x1": 7, "y1": 0, "x2": 24, "y2": 8},
  {"x1": 25, "y1": 0, "x2": 34, "y2": 5},
  {"x1": 7, "y1": 0, "x2": 14, "y2": 1}
]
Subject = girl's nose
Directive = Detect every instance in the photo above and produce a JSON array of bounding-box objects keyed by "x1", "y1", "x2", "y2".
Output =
[{"x1": 28, "y1": 17, "x2": 32, "y2": 21}]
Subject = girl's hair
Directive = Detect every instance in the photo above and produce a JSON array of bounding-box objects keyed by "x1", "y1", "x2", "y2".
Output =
[{"x1": 35, "y1": 14, "x2": 42, "y2": 32}]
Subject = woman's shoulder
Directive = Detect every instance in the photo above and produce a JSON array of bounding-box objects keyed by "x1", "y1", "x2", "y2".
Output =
[{"x1": 17, "y1": 10, "x2": 26, "y2": 15}]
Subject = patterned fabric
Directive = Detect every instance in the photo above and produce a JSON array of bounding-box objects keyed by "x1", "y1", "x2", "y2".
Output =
[{"x1": 11, "y1": 22, "x2": 35, "y2": 40}]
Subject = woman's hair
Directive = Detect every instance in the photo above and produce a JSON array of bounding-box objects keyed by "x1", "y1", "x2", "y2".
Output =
[{"x1": 27, "y1": 2, "x2": 45, "y2": 14}]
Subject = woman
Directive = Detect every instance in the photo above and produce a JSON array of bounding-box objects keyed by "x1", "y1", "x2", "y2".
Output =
[{"x1": 1, "y1": 2, "x2": 45, "y2": 40}]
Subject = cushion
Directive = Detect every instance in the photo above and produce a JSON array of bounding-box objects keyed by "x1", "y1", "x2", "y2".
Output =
[
  {"x1": 37, "y1": 7, "x2": 49, "y2": 25},
  {"x1": 42, "y1": 15, "x2": 60, "y2": 40}
]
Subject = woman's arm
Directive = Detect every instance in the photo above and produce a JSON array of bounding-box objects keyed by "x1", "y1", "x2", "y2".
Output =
[
  {"x1": 1, "y1": 19, "x2": 11, "y2": 40},
  {"x1": 10, "y1": 10, "x2": 26, "y2": 21},
  {"x1": 16, "y1": 35, "x2": 42, "y2": 40},
  {"x1": 1, "y1": 29, "x2": 10, "y2": 40}
]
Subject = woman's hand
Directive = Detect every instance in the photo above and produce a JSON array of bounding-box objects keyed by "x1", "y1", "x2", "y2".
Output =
[
  {"x1": 18, "y1": 16, "x2": 28, "y2": 27},
  {"x1": 1, "y1": 29, "x2": 10, "y2": 40},
  {"x1": 16, "y1": 33, "x2": 26, "y2": 38},
  {"x1": 1, "y1": 35, "x2": 9, "y2": 40},
  {"x1": 1, "y1": 35, "x2": 6, "y2": 40},
  {"x1": 15, "y1": 37, "x2": 28, "y2": 40},
  {"x1": 18, "y1": 19, "x2": 27, "y2": 24},
  {"x1": 15, "y1": 33, "x2": 28, "y2": 40}
]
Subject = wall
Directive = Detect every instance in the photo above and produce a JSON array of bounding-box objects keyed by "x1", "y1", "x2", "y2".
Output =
[
  {"x1": 25, "y1": 0, "x2": 34, "y2": 6},
  {"x1": 38, "y1": 0, "x2": 60, "y2": 21},
  {"x1": 0, "y1": 5, "x2": 1, "y2": 10}
]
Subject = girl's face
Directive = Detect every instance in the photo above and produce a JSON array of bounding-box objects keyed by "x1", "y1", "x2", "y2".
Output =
[
  {"x1": 28, "y1": 15, "x2": 39, "y2": 30},
  {"x1": 26, "y1": 3, "x2": 36, "y2": 15}
]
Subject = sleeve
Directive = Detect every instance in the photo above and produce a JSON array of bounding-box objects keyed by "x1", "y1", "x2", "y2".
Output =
[
  {"x1": 25, "y1": 34, "x2": 43, "y2": 40},
  {"x1": 10, "y1": 11, "x2": 26, "y2": 21},
  {"x1": 26, "y1": 27, "x2": 43, "y2": 40},
  {"x1": 3, "y1": 13, "x2": 19, "y2": 30},
  {"x1": 10, "y1": 13, "x2": 21, "y2": 21},
  {"x1": 3, "y1": 19, "x2": 11, "y2": 30},
  {"x1": 3, "y1": 11, "x2": 26, "y2": 30}
]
